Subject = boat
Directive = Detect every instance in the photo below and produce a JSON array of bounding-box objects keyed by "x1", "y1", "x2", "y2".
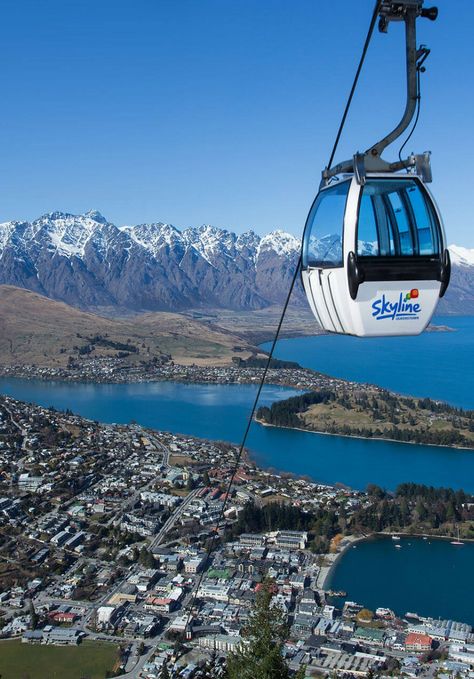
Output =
[
  {"x1": 395, "y1": 544, "x2": 402, "y2": 549},
  {"x1": 391, "y1": 535, "x2": 401, "y2": 541},
  {"x1": 451, "y1": 527, "x2": 464, "y2": 545}
]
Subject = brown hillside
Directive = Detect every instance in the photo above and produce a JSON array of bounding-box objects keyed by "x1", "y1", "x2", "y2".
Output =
[{"x1": 0, "y1": 285, "x2": 255, "y2": 368}]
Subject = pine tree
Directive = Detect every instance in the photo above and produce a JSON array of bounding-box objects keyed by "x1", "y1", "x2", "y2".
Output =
[
  {"x1": 29, "y1": 599, "x2": 38, "y2": 630},
  {"x1": 226, "y1": 579, "x2": 305, "y2": 679},
  {"x1": 160, "y1": 663, "x2": 170, "y2": 679}
]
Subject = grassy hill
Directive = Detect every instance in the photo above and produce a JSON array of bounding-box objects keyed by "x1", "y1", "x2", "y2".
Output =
[{"x1": 0, "y1": 285, "x2": 256, "y2": 368}]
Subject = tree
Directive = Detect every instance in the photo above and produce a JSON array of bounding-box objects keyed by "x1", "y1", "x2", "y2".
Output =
[
  {"x1": 139, "y1": 547, "x2": 155, "y2": 568},
  {"x1": 160, "y1": 664, "x2": 171, "y2": 679},
  {"x1": 29, "y1": 599, "x2": 38, "y2": 630},
  {"x1": 367, "y1": 484, "x2": 386, "y2": 500},
  {"x1": 171, "y1": 637, "x2": 186, "y2": 662},
  {"x1": 356, "y1": 608, "x2": 374, "y2": 623},
  {"x1": 226, "y1": 579, "x2": 305, "y2": 679}
]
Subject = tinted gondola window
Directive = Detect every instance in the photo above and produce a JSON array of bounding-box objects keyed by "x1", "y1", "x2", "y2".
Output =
[
  {"x1": 357, "y1": 178, "x2": 441, "y2": 258},
  {"x1": 303, "y1": 180, "x2": 350, "y2": 268}
]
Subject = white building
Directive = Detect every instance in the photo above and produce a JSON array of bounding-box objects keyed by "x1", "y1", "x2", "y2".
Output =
[
  {"x1": 198, "y1": 635, "x2": 242, "y2": 652},
  {"x1": 197, "y1": 583, "x2": 230, "y2": 602},
  {"x1": 184, "y1": 554, "x2": 207, "y2": 574},
  {"x1": 97, "y1": 606, "x2": 115, "y2": 625}
]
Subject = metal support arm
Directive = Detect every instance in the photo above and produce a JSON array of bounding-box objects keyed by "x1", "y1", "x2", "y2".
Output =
[
  {"x1": 367, "y1": 7, "x2": 420, "y2": 159},
  {"x1": 322, "y1": 0, "x2": 437, "y2": 186}
]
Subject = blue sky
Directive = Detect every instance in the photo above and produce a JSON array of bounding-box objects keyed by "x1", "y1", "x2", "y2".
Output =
[{"x1": 0, "y1": 0, "x2": 472, "y2": 245}]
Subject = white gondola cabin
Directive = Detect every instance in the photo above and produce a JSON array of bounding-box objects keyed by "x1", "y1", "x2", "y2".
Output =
[{"x1": 301, "y1": 174, "x2": 450, "y2": 337}]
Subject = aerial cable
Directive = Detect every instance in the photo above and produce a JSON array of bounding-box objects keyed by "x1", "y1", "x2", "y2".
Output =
[
  {"x1": 182, "y1": 0, "x2": 386, "y2": 632},
  {"x1": 326, "y1": 0, "x2": 383, "y2": 172},
  {"x1": 184, "y1": 253, "x2": 303, "y2": 632}
]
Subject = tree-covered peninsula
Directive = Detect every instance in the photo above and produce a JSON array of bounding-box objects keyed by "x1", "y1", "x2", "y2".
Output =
[{"x1": 256, "y1": 388, "x2": 474, "y2": 448}]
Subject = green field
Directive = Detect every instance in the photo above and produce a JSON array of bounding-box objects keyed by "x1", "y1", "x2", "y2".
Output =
[{"x1": 0, "y1": 639, "x2": 120, "y2": 679}]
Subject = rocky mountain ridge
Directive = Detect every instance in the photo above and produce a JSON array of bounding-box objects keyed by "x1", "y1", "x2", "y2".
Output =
[{"x1": 0, "y1": 210, "x2": 472, "y2": 314}]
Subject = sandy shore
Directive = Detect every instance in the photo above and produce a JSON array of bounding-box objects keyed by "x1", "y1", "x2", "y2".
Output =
[{"x1": 316, "y1": 534, "x2": 367, "y2": 590}]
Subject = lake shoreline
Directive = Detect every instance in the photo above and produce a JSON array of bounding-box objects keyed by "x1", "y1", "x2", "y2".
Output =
[
  {"x1": 254, "y1": 417, "x2": 474, "y2": 452},
  {"x1": 259, "y1": 317, "x2": 474, "y2": 411},
  {"x1": 4, "y1": 373, "x2": 470, "y2": 455},
  {"x1": 317, "y1": 535, "x2": 366, "y2": 590},
  {"x1": 2, "y1": 371, "x2": 474, "y2": 492}
]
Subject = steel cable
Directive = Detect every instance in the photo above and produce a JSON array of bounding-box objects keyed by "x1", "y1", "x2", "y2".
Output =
[
  {"x1": 182, "y1": 0, "x2": 384, "y2": 638},
  {"x1": 326, "y1": 0, "x2": 383, "y2": 171}
]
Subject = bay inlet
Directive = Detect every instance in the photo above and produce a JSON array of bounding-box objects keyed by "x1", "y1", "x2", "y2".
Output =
[{"x1": 326, "y1": 534, "x2": 474, "y2": 625}]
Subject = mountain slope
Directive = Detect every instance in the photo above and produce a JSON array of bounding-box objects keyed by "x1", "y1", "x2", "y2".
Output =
[
  {"x1": 0, "y1": 285, "x2": 254, "y2": 368},
  {"x1": 0, "y1": 210, "x2": 472, "y2": 314},
  {"x1": 437, "y1": 245, "x2": 474, "y2": 315}
]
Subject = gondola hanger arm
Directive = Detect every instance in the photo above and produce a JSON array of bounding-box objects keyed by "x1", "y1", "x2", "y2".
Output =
[{"x1": 322, "y1": 0, "x2": 438, "y2": 186}]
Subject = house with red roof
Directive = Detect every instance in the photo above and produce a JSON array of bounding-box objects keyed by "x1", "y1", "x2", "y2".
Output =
[{"x1": 405, "y1": 632, "x2": 433, "y2": 652}]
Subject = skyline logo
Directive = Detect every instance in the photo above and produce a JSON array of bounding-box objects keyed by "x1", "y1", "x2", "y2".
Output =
[{"x1": 371, "y1": 289, "x2": 421, "y2": 321}]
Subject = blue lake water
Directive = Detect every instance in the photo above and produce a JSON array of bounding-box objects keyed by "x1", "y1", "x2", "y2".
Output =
[
  {"x1": 326, "y1": 535, "x2": 474, "y2": 625},
  {"x1": 1, "y1": 377, "x2": 473, "y2": 493},
  {"x1": 262, "y1": 316, "x2": 474, "y2": 409},
  {"x1": 1, "y1": 318, "x2": 473, "y2": 624}
]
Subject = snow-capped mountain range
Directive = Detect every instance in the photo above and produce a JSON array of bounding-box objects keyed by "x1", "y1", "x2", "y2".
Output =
[
  {"x1": 0, "y1": 211, "x2": 301, "y2": 311},
  {"x1": 0, "y1": 210, "x2": 472, "y2": 314}
]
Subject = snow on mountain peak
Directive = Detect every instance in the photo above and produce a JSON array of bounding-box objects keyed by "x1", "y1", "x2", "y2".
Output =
[
  {"x1": 26, "y1": 211, "x2": 110, "y2": 258},
  {"x1": 0, "y1": 221, "x2": 22, "y2": 250},
  {"x1": 448, "y1": 245, "x2": 474, "y2": 267},
  {"x1": 258, "y1": 230, "x2": 300, "y2": 259},
  {"x1": 236, "y1": 230, "x2": 260, "y2": 252},
  {"x1": 84, "y1": 210, "x2": 108, "y2": 224},
  {"x1": 2, "y1": 209, "x2": 473, "y2": 275},
  {"x1": 182, "y1": 224, "x2": 238, "y2": 263},
  {"x1": 122, "y1": 222, "x2": 184, "y2": 255}
]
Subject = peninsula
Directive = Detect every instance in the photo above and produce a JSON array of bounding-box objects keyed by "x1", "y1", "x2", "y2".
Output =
[{"x1": 256, "y1": 388, "x2": 474, "y2": 449}]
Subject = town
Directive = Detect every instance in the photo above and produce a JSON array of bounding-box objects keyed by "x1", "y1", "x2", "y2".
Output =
[
  {"x1": 0, "y1": 395, "x2": 473, "y2": 678},
  {"x1": 0, "y1": 354, "x2": 350, "y2": 392}
]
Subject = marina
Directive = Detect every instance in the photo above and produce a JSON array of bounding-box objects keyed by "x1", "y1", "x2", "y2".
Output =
[{"x1": 325, "y1": 534, "x2": 474, "y2": 625}]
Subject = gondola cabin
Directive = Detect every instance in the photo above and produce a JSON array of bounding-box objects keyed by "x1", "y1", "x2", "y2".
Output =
[{"x1": 301, "y1": 174, "x2": 450, "y2": 337}]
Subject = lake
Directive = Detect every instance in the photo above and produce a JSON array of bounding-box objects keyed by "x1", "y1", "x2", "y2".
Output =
[
  {"x1": 326, "y1": 535, "x2": 474, "y2": 625},
  {"x1": 1, "y1": 377, "x2": 474, "y2": 492},
  {"x1": 261, "y1": 315, "x2": 474, "y2": 409}
]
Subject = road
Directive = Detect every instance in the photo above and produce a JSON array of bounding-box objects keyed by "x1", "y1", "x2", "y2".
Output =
[
  {"x1": 147, "y1": 434, "x2": 170, "y2": 470},
  {"x1": 149, "y1": 486, "x2": 201, "y2": 551},
  {"x1": 29, "y1": 430, "x2": 194, "y2": 679}
]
